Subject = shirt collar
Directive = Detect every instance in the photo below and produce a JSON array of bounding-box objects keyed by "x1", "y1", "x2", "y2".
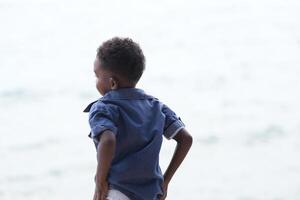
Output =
[
  {"x1": 101, "y1": 87, "x2": 152, "y2": 100},
  {"x1": 83, "y1": 88, "x2": 154, "y2": 113}
]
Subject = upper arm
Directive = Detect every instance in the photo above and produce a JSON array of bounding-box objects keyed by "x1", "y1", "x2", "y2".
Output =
[
  {"x1": 97, "y1": 130, "x2": 117, "y2": 152},
  {"x1": 99, "y1": 130, "x2": 116, "y2": 143}
]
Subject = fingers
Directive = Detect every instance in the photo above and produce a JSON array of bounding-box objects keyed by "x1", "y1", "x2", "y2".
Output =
[
  {"x1": 159, "y1": 190, "x2": 167, "y2": 200},
  {"x1": 94, "y1": 180, "x2": 108, "y2": 200},
  {"x1": 93, "y1": 189, "x2": 101, "y2": 200},
  {"x1": 93, "y1": 191, "x2": 107, "y2": 200},
  {"x1": 93, "y1": 191, "x2": 97, "y2": 200},
  {"x1": 161, "y1": 194, "x2": 167, "y2": 200},
  {"x1": 100, "y1": 187, "x2": 108, "y2": 200},
  {"x1": 99, "y1": 187, "x2": 107, "y2": 200},
  {"x1": 100, "y1": 192, "x2": 107, "y2": 200}
]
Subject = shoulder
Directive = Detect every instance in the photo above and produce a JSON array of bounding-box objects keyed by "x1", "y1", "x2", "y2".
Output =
[
  {"x1": 159, "y1": 101, "x2": 174, "y2": 113},
  {"x1": 84, "y1": 100, "x2": 119, "y2": 120}
]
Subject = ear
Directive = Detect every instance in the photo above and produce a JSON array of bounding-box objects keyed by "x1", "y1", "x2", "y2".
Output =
[{"x1": 109, "y1": 77, "x2": 118, "y2": 90}]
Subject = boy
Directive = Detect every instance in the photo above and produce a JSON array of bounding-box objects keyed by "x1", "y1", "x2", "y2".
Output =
[{"x1": 83, "y1": 37, "x2": 193, "y2": 200}]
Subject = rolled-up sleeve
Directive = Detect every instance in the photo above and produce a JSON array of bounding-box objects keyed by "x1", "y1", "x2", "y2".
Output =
[
  {"x1": 162, "y1": 104, "x2": 185, "y2": 140},
  {"x1": 88, "y1": 102, "x2": 118, "y2": 143}
]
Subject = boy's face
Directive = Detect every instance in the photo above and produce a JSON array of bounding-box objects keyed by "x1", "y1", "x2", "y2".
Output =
[{"x1": 94, "y1": 57, "x2": 114, "y2": 96}]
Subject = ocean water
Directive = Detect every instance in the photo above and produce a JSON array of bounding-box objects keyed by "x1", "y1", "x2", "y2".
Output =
[{"x1": 1, "y1": 0, "x2": 300, "y2": 199}]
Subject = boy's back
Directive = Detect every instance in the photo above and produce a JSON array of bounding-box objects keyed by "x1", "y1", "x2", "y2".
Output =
[
  {"x1": 84, "y1": 37, "x2": 192, "y2": 200},
  {"x1": 84, "y1": 88, "x2": 185, "y2": 199}
]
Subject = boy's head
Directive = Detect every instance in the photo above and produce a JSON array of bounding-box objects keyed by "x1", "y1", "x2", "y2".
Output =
[{"x1": 94, "y1": 37, "x2": 145, "y2": 95}]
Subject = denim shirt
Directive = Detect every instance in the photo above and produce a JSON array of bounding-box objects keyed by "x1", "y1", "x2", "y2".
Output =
[{"x1": 83, "y1": 88, "x2": 185, "y2": 200}]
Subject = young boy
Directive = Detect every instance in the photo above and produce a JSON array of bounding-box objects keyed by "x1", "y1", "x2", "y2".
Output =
[{"x1": 83, "y1": 37, "x2": 193, "y2": 200}]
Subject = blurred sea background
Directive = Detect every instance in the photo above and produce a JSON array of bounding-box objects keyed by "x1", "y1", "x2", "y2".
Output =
[{"x1": 1, "y1": 0, "x2": 300, "y2": 199}]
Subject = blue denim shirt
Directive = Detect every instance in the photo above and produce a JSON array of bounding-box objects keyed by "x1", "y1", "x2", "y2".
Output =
[{"x1": 83, "y1": 88, "x2": 185, "y2": 200}]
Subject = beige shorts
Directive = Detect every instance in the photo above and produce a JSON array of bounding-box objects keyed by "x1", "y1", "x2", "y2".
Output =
[{"x1": 106, "y1": 189, "x2": 131, "y2": 200}]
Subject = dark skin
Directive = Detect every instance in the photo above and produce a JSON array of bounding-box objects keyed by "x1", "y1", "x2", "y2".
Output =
[{"x1": 92, "y1": 57, "x2": 193, "y2": 200}]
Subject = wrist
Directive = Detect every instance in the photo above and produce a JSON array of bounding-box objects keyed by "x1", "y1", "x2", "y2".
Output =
[
  {"x1": 163, "y1": 175, "x2": 171, "y2": 185},
  {"x1": 95, "y1": 173, "x2": 107, "y2": 184}
]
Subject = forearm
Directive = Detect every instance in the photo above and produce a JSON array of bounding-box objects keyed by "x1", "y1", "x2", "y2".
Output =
[
  {"x1": 163, "y1": 129, "x2": 193, "y2": 184},
  {"x1": 95, "y1": 130, "x2": 116, "y2": 184}
]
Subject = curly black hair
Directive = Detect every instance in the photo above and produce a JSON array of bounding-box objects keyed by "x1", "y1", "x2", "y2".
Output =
[{"x1": 97, "y1": 37, "x2": 145, "y2": 84}]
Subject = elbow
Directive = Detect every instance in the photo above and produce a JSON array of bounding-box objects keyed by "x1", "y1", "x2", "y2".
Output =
[
  {"x1": 185, "y1": 133, "x2": 193, "y2": 147},
  {"x1": 174, "y1": 128, "x2": 193, "y2": 147}
]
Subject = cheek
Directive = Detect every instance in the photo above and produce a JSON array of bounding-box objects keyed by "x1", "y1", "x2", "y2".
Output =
[
  {"x1": 95, "y1": 78, "x2": 106, "y2": 94},
  {"x1": 96, "y1": 78, "x2": 102, "y2": 89},
  {"x1": 95, "y1": 77, "x2": 100, "y2": 86}
]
